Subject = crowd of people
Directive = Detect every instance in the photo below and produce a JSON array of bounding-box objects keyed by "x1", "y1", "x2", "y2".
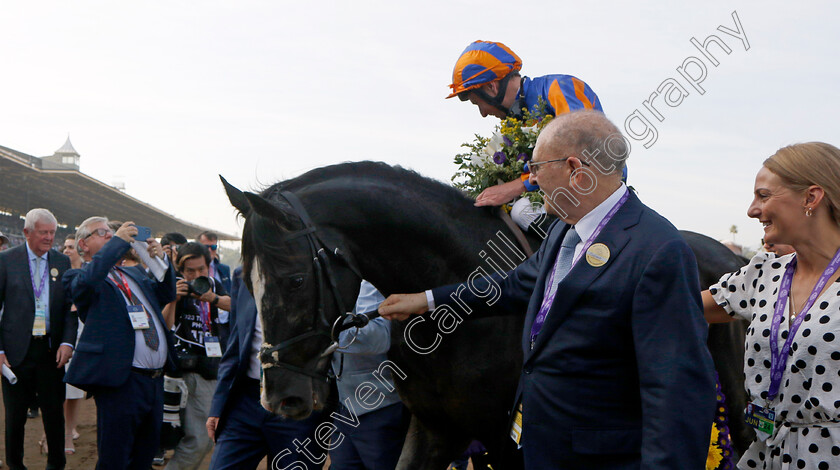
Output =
[{"x1": 0, "y1": 39, "x2": 838, "y2": 470}]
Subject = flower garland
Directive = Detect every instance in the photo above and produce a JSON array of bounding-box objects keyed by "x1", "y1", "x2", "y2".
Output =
[
  {"x1": 452, "y1": 100, "x2": 552, "y2": 204},
  {"x1": 708, "y1": 372, "x2": 735, "y2": 470}
]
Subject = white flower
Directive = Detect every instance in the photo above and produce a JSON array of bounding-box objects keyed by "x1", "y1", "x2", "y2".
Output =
[
  {"x1": 475, "y1": 132, "x2": 505, "y2": 167},
  {"x1": 471, "y1": 150, "x2": 491, "y2": 167},
  {"x1": 521, "y1": 125, "x2": 539, "y2": 137}
]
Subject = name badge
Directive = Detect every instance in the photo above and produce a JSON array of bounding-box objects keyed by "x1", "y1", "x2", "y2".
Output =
[
  {"x1": 32, "y1": 303, "x2": 47, "y2": 336},
  {"x1": 127, "y1": 305, "x2": 150, "y2": 330},
  {"x1": 509, "y1": 402, "x2": 524, "y2": 447},
  {"x1": 204, "y1": 336, "x2": 223, "y2": 357},
  {"x1": 744, "y1": 401, "x2": 775, "y2": 441}
]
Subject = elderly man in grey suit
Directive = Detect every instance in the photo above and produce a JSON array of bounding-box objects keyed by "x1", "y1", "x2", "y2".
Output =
[{"x1": 0, "y1": 208, "x2": 76, "y2": 470}]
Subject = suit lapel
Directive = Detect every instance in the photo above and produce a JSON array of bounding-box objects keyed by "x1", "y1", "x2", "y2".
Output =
[
  {"x1": 524, "y1": 192, "x2": 644, "y2": 362},
  {"x1": 521, "y1": 224, "x2": 566, "y2": 353},
  {"x1": 47, "y1": 250, "x2": 59, "y2": 332},
  {"x1": 15, "y1": 245, "x2": 36, "y2": 301},
  {"x1": 118, "y1": 267, "x2": 159, "y2": 315},
  {"x1": 240, "y1": 303, "x2": 256, "y2": 363}
]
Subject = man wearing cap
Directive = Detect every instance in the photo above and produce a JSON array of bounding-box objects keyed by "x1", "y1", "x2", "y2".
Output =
[
  {"x1": 0, "y1": 208, "x2": 76, "y2": 470},
  {"x1": 447, "y1": 40, "x2": 607, "y2": 223}
]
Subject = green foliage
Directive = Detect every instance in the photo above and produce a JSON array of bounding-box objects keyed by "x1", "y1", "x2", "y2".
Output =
[{"x1": 452, "y1": 99, "x2": 552, "y2": 204}]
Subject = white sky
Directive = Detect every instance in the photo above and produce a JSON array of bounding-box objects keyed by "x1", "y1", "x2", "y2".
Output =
[{"x1": 2, "y1": 1, "x2": 837, "y2": 249}]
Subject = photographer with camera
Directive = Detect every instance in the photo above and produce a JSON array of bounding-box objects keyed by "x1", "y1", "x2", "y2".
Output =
[{"x1": 162, "y1": 242, "x2": 230, "y2": 470}]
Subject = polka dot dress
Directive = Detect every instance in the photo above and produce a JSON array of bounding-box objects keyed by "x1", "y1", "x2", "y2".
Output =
[{"x1": 711, "y1": 252, "x2": 840, "y2": 469}]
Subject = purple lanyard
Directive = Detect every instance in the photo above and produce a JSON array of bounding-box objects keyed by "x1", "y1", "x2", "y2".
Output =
[
  {"x1": 767, "y1": 247, "x2": 840, "y2": 401},
  {"x1": 530, "y1": 190, "x2": 629, "y2": 344},
  {"x1": 28, "y1": 256, "x2": 49, "y2": 299},
  {"x1": 198, "y1": 300, "x2": 211, "y2": 334},
  {"x1": 571, "y1": 190, "x2": 629, "y2": 269}
]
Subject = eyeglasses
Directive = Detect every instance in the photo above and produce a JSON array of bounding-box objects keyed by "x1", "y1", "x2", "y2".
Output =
[
  {"x1": 85, "y1": 228, "x2": 112, "y2": 239},
  {"x1": 204, "y1": 244, "x2": 218, "y2": 251},
  {"x1": 528, "y1": 157, "x2": 590, "y2": 175}
]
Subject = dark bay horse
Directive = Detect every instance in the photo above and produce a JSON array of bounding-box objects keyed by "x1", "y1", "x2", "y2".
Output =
[{"x1": 222, "y1": 161, "x2": 751, "y2": 469}]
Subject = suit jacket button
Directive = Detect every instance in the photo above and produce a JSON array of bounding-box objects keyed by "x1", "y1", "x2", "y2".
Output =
[{"x1": 523, "y1": 366, "x2": 532, "y2": 374}]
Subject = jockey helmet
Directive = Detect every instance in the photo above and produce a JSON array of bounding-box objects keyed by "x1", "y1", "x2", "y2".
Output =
[{"x1": 447, "y1": 40, "x2": 522, "y2": 105}]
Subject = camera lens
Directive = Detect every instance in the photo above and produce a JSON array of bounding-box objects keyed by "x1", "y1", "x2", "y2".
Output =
[{"x1": 189, "y1": 276, "x2": 212, "y2": 295}]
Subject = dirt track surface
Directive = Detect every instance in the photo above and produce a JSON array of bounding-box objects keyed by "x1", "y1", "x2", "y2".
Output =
[
  {"x1": 0, "y1": 395, "x2": 473, "y2": 469},
  {"x1": 0, "y1": 395, "x2": 242, "y2": 469}
]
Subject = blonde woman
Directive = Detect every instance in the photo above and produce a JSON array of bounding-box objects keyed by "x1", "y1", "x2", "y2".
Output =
[{"x1": 703, "y1": 142, "x2": 840, "y2": 468}]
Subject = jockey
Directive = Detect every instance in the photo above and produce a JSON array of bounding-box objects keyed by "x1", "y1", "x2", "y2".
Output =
[{"x1": 448, "y1": 40, "x2": 621, "y2": 230}]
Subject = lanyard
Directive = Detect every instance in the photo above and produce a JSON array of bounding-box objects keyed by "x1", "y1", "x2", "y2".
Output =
[
  {"x1": 531, "y1": 189, "x2": 629, "y2": 344},
  {"x1": 571, "y1": 190, "x2": 629, "y2": 269},
  {"x1": 28, "y1": 256, "x2": 49, "y2": 299},
  {"x1": 109, "y1": 269, "x2": 134, "y2": 303},
  {"x1": 767, "y1": 247, "x2": 840, "y2": 401},
  {"x1": 197, "y1": 300, "x2": 212, "y2": 334}
]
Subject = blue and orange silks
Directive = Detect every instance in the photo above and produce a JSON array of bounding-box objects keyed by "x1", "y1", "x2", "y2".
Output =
[
  {"x1": 447, "y1": 41, "x2": 522, "y2": 98},
  {"x1": 516, "y1": 74, "x2": 604, "y2": 191}
]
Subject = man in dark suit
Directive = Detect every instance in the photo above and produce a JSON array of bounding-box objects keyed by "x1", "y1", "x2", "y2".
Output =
[
  {"x1": 198, "y1": 231, "x2": 231, "y2": 293},
  {"x1": 63, "y1": 217, "x2": 177, "y2": 470},
  {"x1": 206, "y1": 267, "x2": 323, "y2": 470},
  {"x1": 381, "y1": 111, "x2": 716, "y2": 469},
  {"x1": 0, "y1": 208, "x2": 76, "y2": 470},
  {"x1": 198, "y1": 231, "x2": 232, "y2": 346}
]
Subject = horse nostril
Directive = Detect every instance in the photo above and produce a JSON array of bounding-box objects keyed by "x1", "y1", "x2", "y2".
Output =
[{"x1": 280, "y1": 396, "x2": 305, "y2": 411}]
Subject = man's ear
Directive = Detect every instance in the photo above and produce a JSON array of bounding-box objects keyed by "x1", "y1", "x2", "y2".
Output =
[{"x1": 482, "y1": 81, "x2": 499, "y2": 95}]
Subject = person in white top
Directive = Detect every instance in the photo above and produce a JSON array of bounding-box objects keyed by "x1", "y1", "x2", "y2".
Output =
[{"x1": 703, "y1": 142, "x2": 840, "y2": 469}]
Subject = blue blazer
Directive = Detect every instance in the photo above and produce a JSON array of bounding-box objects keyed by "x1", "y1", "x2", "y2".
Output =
[
  {"x1": 63, "y1": 237, "x2": 178, "y2": 390},
  {"x1": 210, "y1": 266, "x2": 255, "y2": 423},
  {"x1": 213, "y1": 260, "x2": 232, "y2": 295},
  {"x1": 0, "y1": 245, "x2": 76, "y2": 366},
  {"x1": 432, "y1": 191, "x2": 716, "y2": 469}
]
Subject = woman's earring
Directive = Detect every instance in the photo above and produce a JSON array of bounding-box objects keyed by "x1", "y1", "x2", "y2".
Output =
[{"x1": 805, "y1": 206, "x2": 813, "y2": 217}]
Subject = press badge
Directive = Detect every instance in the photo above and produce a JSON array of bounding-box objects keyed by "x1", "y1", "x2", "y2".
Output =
[
  {"x1": 204, "y1": 336, "x2": 223, "y2": 357},
  {"x1": 509, "y1": 402, "x2": 523, "y2": 447},
  {"x1": 127, "y1": 305, "x2": 150, "y2": 330},
  {"x1": 32, "y1": 301, "x2": 47, "y2": 336},
  {"x1": 744, "y1": 402, "x2": 775, "y2": 441}
]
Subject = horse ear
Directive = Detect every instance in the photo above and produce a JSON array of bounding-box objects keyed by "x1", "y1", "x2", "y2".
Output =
[
  {"x1": 243, "y1": 192, "x2": 296, "y2": 226},
  {"x1": 220, "y1": 175, "x2": 250, "y2": 216}
]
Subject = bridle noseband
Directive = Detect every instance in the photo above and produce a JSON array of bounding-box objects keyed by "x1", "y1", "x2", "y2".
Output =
[{"x1": 256, "y1": 190, "x2": 374, "y2": 382}]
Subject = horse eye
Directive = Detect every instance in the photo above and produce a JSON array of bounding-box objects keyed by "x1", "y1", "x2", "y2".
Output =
[{"x1": 289, "y1": 275, "x2": 305, "y2": 290}]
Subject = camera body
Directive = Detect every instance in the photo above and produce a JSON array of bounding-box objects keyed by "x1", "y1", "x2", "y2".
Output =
[{"x1": 176, "y1": 275, "x2": 213, "y2": 296}]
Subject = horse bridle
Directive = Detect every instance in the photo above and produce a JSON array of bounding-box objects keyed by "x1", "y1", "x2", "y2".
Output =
[{"x1": 256, "y1": 190, "x2": 375, "y2": 382}]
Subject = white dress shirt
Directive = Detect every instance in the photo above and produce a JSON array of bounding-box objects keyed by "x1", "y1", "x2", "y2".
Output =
[{"x1": 425, "y1": 183, "x2": 629, "y2": 310}]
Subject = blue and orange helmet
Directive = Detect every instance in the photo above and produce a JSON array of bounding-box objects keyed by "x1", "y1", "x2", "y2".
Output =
[{"x1": 447, "y1": 40, "x2": 522, "y2": 100}]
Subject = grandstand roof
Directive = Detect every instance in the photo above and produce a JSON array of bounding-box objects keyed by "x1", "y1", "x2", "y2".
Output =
[{"x1": 0, "y1": 143, "x2": 238, "y2": 240}]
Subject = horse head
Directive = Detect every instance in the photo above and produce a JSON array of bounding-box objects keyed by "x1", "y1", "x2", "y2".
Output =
[{"x1": 221, "y1": 175, "x2": 362, "y2": 419}]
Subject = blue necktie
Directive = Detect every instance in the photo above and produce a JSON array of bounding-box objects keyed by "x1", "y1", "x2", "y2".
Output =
[
  {"x1": 531, "y1": 227, "x2": 581, "y2": 348},
  {"x1": 553, "y1": 227, "x2": 580, "y2": 285}
]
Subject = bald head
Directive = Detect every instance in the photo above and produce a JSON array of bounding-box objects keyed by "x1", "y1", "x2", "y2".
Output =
[{"x1": 538, "y1": 110, "x2": 628, "y2": 178}]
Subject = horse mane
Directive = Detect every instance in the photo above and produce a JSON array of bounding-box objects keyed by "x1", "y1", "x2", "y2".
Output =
[
  {"x1": 258, "y1": 161, "x2": 473, "y2": 209},
  {"x1": 241, "y1": 161, "x2": 490, "y2": 280}
]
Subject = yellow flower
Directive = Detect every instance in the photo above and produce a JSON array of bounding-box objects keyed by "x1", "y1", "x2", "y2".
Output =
[{"x1": 706, "y1": 424, "x2": 723, "y2": 470}]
